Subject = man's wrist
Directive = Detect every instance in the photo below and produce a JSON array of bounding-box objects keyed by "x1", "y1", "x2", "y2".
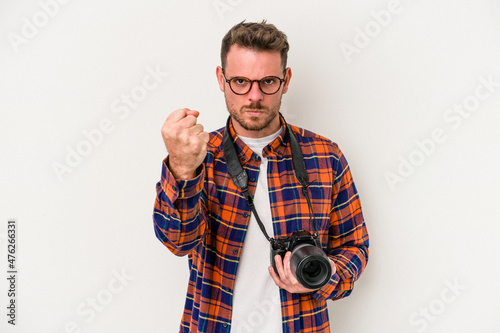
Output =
[{"x1": 167, "y1": 157, "x2": 199, "y2": 180}]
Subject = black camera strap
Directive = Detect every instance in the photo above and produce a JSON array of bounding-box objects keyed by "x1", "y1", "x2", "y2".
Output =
[{"x1": 222, "y1": 114, "x2": 316, "y2": 243}]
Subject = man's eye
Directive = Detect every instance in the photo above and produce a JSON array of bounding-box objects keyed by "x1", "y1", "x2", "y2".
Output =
[
  {"x1": 233, "y1": 78, "x2": 248, "y2": 85},
  {"x1": 262, "y1": 78, "x2": 277, "y2": 85}
]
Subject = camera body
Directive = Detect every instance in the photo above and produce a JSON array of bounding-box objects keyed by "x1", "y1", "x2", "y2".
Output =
[{"x1": 270, "y1": 230, "x2": 332, "y2": 290}]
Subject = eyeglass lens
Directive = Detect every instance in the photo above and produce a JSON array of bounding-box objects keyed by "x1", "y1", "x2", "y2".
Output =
[{"x1": 229, "y1": 77, "x2": 282, "y2": 95}]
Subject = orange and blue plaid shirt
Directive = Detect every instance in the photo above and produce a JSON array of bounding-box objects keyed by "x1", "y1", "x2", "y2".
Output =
[{"x1": 154, "y1": 119, "x2": 369, "y2": 333}]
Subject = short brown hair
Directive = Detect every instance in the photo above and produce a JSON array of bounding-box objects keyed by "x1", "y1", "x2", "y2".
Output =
[{"x1": 220, "y1": 20, "x2": 290, "y2": 70}]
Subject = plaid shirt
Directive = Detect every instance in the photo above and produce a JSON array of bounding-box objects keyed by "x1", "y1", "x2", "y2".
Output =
[{"x1": 153, "y1": 118, "x2": 369, "y2": 333}]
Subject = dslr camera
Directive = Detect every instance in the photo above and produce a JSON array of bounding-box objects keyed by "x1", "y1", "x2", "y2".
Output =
[{"x1": 270, "y1": 230, "x2": 332, "y2": 290}]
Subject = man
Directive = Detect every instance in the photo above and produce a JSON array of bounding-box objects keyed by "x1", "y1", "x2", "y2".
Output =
[{"x1": 153, "y1": 21, "x2": 369, "y2": 333}]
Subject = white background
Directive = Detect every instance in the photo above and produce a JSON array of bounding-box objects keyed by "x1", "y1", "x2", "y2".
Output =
[{"x1": 1, "y1": 0, "x2": 500, "y2": 332}]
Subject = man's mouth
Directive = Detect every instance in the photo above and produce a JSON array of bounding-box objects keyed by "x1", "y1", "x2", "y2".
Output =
[
  {"x1": 245, "y1": 109, "x2": 264, "y2": 117},
  {"x1": 243, "y1": 105, "x2": 267, "y2": 112}
]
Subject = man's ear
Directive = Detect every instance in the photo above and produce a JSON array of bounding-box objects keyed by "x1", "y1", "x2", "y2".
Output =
[
  {"x1": 282, "y1": 67, "x2": 292, "y2": 94},
  {"x1": 216, "y1": 66, "x2": 225, "y2": 92}
]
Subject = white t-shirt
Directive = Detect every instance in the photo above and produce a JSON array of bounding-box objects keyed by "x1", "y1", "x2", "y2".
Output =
[{"x1": 231, "y1": 130, "x2": 283, "y2": 333}]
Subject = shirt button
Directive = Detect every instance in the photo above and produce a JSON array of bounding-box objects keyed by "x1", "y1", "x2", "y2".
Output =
[
  {"x1": 252, "y1": 155, "x2": 258, "y2": 161},
  {"x1": 249, "y1": 178, "x2": 256, "y2": 182},
  {"x1": 243, "y1": 212, "x2": 249, "y2": 218},
  {"x1": 223, "y1": 323, "x2": 228, "y2": 328},
  {"x1": 233, "y1": 249, "x2": 238, "y2": 255},
  {"x1": 171, "y1": 185, "x2": 177, "y2": 191}
]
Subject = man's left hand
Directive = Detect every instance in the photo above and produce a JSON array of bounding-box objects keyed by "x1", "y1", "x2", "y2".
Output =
[{"x1": 268, "y1": 252, "x2": 336, "y2": 294}]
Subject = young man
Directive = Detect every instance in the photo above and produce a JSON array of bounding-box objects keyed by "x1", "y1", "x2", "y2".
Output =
[{"x1": 153, "y1": 21, "x2": 369, "y2": 333}]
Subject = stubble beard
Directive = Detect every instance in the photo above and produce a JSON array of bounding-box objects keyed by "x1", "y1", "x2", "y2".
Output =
[{"x1": 225, "y1": 97, "x2": 282, "y2": 133}]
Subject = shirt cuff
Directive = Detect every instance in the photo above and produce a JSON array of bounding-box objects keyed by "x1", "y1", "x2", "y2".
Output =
[
  {"x1": 160, "y1": 157, "x2": 205, "y2": 201},
  {"x1": 313, "y1": 272, "x2": 341, "y2": 302}
]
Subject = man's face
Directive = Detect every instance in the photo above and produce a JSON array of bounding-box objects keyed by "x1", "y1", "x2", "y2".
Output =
[{"x1": 216, "y1": 45, "x2": 292, "y2": 138}]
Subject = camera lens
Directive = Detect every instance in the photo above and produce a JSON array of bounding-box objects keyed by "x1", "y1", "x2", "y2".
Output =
[
  {"x1": 290, "y1": 244, "x2": 332, "y2": 290},
  {"x1": 303, "y1": 261, "x2": 321, "y2": 278}
]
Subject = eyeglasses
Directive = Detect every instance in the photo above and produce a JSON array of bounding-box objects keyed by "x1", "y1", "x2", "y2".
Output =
[{"x1": 222, "y1": 70, "x2": 286, "y2": 95}]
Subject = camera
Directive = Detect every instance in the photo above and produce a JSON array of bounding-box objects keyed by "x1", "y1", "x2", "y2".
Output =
[{"x1": 270, "y1": 230, "x2": 332, "y2": 290}]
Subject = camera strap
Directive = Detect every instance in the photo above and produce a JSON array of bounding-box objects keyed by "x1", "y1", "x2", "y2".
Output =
[{"x1": 222, "y1": 114, "x2": 315, "y2": 243}]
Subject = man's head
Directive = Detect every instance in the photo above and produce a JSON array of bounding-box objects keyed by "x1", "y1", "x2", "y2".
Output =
[
  {"x1": 217, "y1": 20, "x2": 292, "y2": 138},
  {"x1": 220, "y1": 20, "x2": 290, "y2": 71}
]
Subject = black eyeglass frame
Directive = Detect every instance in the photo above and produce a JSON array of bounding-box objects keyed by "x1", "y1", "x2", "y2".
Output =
[{"x1": 221, "y1": 69, "x2": 287, "y2": 95}]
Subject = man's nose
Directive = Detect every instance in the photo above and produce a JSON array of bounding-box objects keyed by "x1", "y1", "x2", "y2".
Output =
[{"x1": 247, "y1": 81, "x2": 264, "y2": 102}]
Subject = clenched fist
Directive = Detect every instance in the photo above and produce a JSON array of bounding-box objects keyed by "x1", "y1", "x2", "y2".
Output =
[{"x1": 161, "y1": 108, "x2": 210, "y2": 180}]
